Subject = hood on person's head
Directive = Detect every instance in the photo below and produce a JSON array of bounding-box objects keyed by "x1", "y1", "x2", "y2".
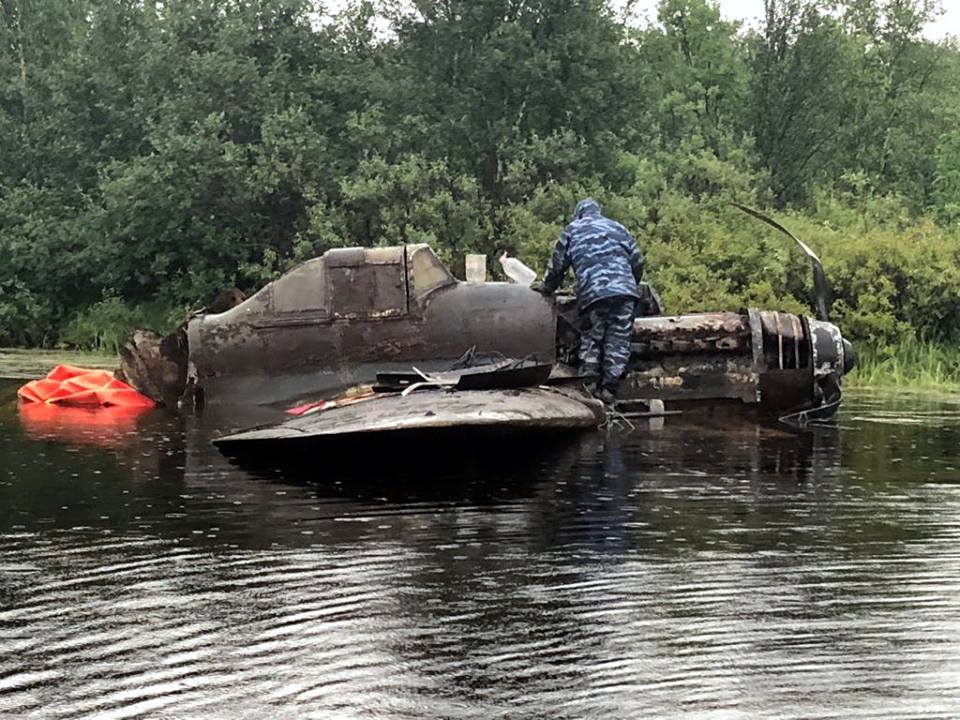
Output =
[{"x1": 573, "y1": 198, "x2": 601, "y2": 220}]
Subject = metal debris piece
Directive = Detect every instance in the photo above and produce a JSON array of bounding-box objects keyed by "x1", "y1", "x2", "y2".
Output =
[
  {"x1": 375, "y1": 358, "x2": 552, "y2": 394},
  {"x1": 216, "y1": 387, "x2": 605, "y2": 451}
]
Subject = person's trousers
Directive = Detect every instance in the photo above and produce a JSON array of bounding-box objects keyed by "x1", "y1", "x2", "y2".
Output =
[{"x1": 579, "y1": 297, "x2": 636, "y2": 393}]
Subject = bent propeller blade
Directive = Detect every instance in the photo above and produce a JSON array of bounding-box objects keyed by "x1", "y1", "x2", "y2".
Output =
[{"x1": 732, "y1": 202, "x2": 831, "y2": 322}]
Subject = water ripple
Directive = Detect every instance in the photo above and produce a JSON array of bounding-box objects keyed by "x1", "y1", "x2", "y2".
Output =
[{"x1": 2, "y1": 388, "x2": 960, "y2": 718}]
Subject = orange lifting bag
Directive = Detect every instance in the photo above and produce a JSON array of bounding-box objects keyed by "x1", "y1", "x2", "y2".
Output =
[{"x1": 18, "y1": 365, "x2": 156, "y2": 409}]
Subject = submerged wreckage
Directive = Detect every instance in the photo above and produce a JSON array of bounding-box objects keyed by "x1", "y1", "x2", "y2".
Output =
[{"x1": 119, "y1": 207, "x2": 855, "y2": 456}]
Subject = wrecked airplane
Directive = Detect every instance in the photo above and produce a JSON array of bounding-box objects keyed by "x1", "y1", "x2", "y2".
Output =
[{"x1": 119, "y1": 207, "x2": 855, "y2": 453}]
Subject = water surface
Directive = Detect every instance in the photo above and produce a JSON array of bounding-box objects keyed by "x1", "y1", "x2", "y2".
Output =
[{"x1": 2, "y1": 380, "x2": 960, "y2": 719}]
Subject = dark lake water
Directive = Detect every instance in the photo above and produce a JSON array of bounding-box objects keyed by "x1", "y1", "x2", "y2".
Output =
[{"x1": 2, "y1": 378, "x2": 960, "y2": 719}]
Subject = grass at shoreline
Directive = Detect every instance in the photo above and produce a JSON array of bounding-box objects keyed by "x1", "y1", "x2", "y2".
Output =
[
  {"x1": 0, "y1": 348, "x2": 117, "y2": 380},
  {"x1": 847, "y1": 340, "x2": 960, "y2": 391}
]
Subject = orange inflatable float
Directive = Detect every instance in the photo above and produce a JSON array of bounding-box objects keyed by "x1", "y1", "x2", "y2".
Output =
[
  {"x1": 19, "y1": 403, "x2": 153, "y2": 448},
  {"x1": 18, "y1": 365, "x2": 156, "y2": 408}
]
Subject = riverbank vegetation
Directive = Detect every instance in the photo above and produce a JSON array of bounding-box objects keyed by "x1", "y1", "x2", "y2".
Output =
[
  {"x1": 2, "y1": 0, "x2": 960, "y2": 369},
  {"x1": 849, "y1": 339, "x2": 960, "y2": 390}
]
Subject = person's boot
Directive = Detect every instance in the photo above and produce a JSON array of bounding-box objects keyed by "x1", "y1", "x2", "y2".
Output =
[{"x1": 597, "y1": 387, "x2": 617, "y2": 406}]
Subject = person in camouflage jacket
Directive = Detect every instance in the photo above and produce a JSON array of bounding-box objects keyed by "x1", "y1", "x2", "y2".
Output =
[{"x1": 536, "y1": 198, "x2": 644, "y2": 402}]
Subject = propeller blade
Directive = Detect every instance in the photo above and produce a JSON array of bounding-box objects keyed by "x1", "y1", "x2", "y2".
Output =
[{"x1": 732, "y1": 202, "x2": 831, "y2": 321}]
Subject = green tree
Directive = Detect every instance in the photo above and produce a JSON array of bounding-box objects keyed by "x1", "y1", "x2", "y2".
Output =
[
  {"x1": 748, "y1": 1, "x2": 859, "y2": 205},
  {"x1": 381, "y1": 0, "x2": 641, "y2": 206},
  {"x1": 933, "y1": 131, "x2": 960, "y2": 225}
]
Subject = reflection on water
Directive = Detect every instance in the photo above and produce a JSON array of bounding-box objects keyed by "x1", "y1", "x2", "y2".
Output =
[
  {"x1": 2, "y1": 381, "x2": 960, "y2": 718},
  {"x1": 18, "y1": 403, "x2": 154, "y2": 449}
]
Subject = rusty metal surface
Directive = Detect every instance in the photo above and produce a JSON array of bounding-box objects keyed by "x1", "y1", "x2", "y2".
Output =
[
  {"x1": 622, "y1": 312, "x2": 761, "y2": 405},
  {"x1": 631, "y1": 313, "x2": 750, "y2": 355},
  {"x1": 790, "y1": 314, "x2": 803, "y2": 368},
  {"x1": 562, "y1": 308, "x2": 824, "y2": 410},
  {"x1": 620, "y1": 354, "x2": 760, "y2": 404},
  {"x1": 748, "y1": 308, "x2": 765, "y2": 371},
  {"x1": 809, "y1": 319, "x2": 846, "y2": 378},
  {"x1": 407, "y1": 244, "x2": 456, "y2": 305},
  {"x1": 633, "y1": 313, "x2": 749, "y2": 338},
  {"x1": 214, "y1": 387, "x2": 603, "y2": 447},
  {"x1": 759, "y1": 368, "x2": 814, "y2": 413},
  {"x1": 187, "y1": 245, "x2": 555, "y2": 404},
  {"x1": 756, "y1": 310, "x2": 809, "y2": 371},
  {"x1": 422, "y1": 282, "x2": 555, "y2": 360},
  {"x1": 117, "y1": 327, "x2": 188, "y2": 406},
  {"x1": 165, "y1": 243, "x2": 847, "y2": 417}
]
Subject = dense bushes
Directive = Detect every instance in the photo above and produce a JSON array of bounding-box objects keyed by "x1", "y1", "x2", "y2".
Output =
[
  {"x1": 509, "y1": 185, "x2": 960, "y2": 350},
  {"x1": 1, "y1": 0, "x2": 959, "y2": 353}
]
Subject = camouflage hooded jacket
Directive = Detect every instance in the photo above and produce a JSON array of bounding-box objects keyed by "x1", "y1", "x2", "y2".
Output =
[{"x1": 541, "y1": 198, "x2": 644, "y2": 310}]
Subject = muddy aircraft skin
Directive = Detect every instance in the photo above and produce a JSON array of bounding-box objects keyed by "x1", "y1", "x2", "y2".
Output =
[
  {"x1": 185, "y1": 244, "x2": 557, "y2": 406},
  {"x1": 120, "y1": 207, "x2": 854, "y2": 426}
]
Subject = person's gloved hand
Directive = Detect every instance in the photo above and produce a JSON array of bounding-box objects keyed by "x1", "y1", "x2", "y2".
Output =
[{"x1": 530, "y1": 281, "x2": 552, "y2": 295}]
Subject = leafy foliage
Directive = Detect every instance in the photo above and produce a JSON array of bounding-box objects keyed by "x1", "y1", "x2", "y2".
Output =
[{"x1": 1, "y1": 0, "x2": 959, "y2": 352}]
